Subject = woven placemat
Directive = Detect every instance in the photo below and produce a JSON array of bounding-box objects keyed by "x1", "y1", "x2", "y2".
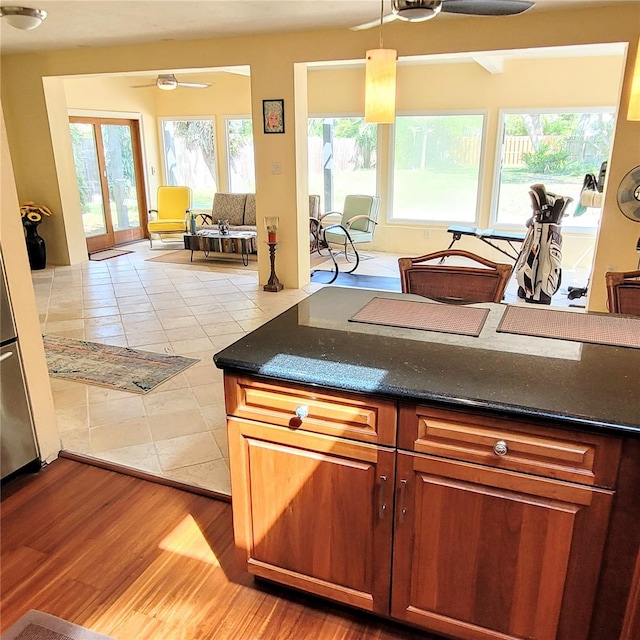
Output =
[
  {"x1": 497, "y1": 305, "x2": 640, "y2": 349},
  {"x1": 349, "y1": 296, "x2": 490, "y2": 337}
]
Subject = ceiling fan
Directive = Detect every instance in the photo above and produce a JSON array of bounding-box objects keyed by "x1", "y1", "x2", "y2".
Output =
[
  {"x1": 351, "y1": 0, "x2": 534, "y2": 31},
  {"x1": 131, "y1": 74, "x2": 211, "y2": 90}
]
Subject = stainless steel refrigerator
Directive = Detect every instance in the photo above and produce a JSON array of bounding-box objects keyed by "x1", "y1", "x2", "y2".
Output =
[{"x1": 1, "y1": 254, "x2": 39, "y2": 480}]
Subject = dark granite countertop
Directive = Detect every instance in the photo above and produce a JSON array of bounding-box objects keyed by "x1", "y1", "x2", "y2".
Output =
[{"x1": 214, "y1": 287, "x2": 640, "y2": 437}]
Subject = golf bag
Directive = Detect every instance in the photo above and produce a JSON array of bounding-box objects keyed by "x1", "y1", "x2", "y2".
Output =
[{"x1": 516, "y1": 184, "x2": 573, "y2": 305}]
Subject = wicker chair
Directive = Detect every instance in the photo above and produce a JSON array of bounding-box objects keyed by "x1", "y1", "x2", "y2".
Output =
[
  {"x1": 605, "y1": 270, "x2": 640, "y2": 315},
  {"x1": 398, "y1": 249, "x2": 513, "y2": 304}
]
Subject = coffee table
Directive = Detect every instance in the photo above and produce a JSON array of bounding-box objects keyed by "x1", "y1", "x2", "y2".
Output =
[{"x1": 184, "y1": 230, "x2": 257, "y2": 266}]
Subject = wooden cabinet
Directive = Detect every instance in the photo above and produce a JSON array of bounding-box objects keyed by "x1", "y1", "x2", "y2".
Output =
[
  {"x1": 225, "y1": 373, "x2": 623, "y2": 640},
  {"x1": 226, "y1": 374, "x2": 397, "y2": 614},
  {"x1": 391, "y1": 452, "x2": 613, "y2": 640}
]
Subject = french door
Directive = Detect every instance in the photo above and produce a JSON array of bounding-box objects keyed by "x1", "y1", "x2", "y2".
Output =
[{"x1": 69, "y1": 116, "x2": 148, "y2": 253}]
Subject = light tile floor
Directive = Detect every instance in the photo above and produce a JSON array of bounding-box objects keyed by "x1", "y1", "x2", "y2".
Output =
[
  {"x1": 34, "y1": 241, "x2": 588, "y2": 497},
  {"x1": 34, "y1": 240, "x2": 328, "y2": 496}
]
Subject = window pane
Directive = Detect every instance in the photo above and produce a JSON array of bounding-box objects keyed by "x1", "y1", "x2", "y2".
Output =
[
  {"x1": 392, "y1": 114, "x2": 484, "y2": 223},
  {"x1": 161, "y1": 119, "x2": 218, "y2": 209},
  {"x1": 495, "y1": 110, "x2": 615, "y2": 228},
  {"x1": 70, "y1": 122, "x2": 107, "y2": 237},
  {"x1": 102, "y1": 124, "x2": 140, "y2": 231},
  {"x1": 308, "y1": 117, "x2": 377, "y2": 213},
  {"x1": 226, "y1": 118, "x2": 255, "y2": 192}
]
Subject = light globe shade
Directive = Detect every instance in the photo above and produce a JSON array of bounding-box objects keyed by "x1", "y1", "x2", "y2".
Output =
[
  {"x1": 0, "y1": 6, "x2": 47, "y2": 30},
  {"x1": 365, "y1": 48, "x2": 397, "y2": 124},
  {"x1": 627, "y1": 38, "x2": 640, "y2": 121}
]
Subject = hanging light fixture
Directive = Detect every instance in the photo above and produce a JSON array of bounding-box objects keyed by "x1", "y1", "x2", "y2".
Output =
[
  {"x1": 627, "y1": 37, "x2": 640, "y2": 121},
  {"x1": 0, "y1": 6, "x2": 47, "y2": 30},
  {"x1": 365, "y1": 0, "x2": 397, "y2": 124}
]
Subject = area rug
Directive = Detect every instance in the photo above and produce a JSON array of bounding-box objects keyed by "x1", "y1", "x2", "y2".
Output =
[
  {"x1": 88, "y1": 249, "x2": 133, "y2": 261},
  {"x1": 350, "y1": 296, "x2": 489, "y2": 336},
  {"x1": 146, "y1": 250, "x2": 258, "y2": 270},
  {"x1": 1, "y1": 610, "x2": 115, "y2": 640},
  {"x1": 497, "y1": 305, "x2": 640, "y2": 349},
  {"x1": 43, "y1": 334, "x2": 199, "y2": 394},
  {"x1": 311, "y1": 270, "x2": 401, "y2": 292}
]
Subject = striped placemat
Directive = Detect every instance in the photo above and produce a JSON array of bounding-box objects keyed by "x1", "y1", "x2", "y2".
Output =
[
  {"x1": 497, "y1": 305, "x2": 640, "y2": 349},
  {"x1": 349, "y1": 297, "x2": 490, "y2": 337}
]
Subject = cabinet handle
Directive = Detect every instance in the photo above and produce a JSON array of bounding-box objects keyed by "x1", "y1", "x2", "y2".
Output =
[
  {"x1": 399, "y1": 479, "x2": 408, "y2": 523},
  {"x1": 294, "y1": 405, "x2": 309, "y2": 420},
  {"x1": 0, "y1": 351, "x2": 14, "y2": 363},
  {"x1": 493, "y1": 440, "x2": 508, "y2": 456},
  {"x1": 378, "y1": 475, "x2": 387, "y2": 519}
]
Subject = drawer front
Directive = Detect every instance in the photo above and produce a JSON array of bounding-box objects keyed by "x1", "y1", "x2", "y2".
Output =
[
  {"x1": 224, "y1": 374, "x2": 397, "y2": 446},
  {"x1": 399, "y1": 404, "x2": 621, "y2": 488}
]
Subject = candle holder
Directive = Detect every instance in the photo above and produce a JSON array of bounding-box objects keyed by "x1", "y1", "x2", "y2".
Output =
[{"x1": 263, "y1": 216, "x2": 283, "y2": 292}]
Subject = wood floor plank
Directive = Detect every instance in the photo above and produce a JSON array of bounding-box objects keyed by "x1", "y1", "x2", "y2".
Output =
[{"x1": 1, "y1": 458, "x2": 433, "y2": 640}]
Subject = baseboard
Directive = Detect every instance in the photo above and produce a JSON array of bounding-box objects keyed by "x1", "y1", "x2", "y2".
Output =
[{"x1": 59, "y1": 450, "x2": 231, "y2": 503}]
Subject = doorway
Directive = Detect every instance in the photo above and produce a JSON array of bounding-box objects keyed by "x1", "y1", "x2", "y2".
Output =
[{"x1": 69, "y1": 116, "x2": 148, "y2": 253}]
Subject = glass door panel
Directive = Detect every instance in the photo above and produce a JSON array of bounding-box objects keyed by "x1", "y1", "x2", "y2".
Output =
[
  {"x1": 102, "y1": 124, "x2": 141, "y2": 232},
  {"x1": 69, "y1": 116, "x2": 148, "y2": 253},
  {"x1": 70, "y1": 122, "x2": 107, "y2": 237}
]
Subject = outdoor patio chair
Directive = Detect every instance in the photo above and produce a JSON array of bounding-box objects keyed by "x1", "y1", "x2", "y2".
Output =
[
  {"x1": 398, "y1": 249, "x2": 513, "y2": 304},
  {"x1": 147, "y1": 186, "x2": 192, "y2": 248}
]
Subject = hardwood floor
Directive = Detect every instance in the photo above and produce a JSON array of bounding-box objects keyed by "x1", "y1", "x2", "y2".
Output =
[{"x1": 1, "y1": 459, "x2": 432, "y2": 639}]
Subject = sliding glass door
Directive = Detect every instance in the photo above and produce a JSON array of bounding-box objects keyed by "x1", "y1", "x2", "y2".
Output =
[{"x1": 70, "y1": 116, "x2": 147, "y2": 253}]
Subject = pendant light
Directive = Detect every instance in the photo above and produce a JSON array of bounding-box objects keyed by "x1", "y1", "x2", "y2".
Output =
[{"x1": 365, "y1": 0, "x2": 397, "y2": 124}]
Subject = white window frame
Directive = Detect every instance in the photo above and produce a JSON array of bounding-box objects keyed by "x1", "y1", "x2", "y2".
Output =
[
  {"x1": 158, "y1": 115, "x2": 218, "y2": 201},
  {"x1": 490, "y1": 106, "x2": 617, "y2": 233},
  {"x1": 387, "y1": 110, "x2": 488, "y2": 226}
]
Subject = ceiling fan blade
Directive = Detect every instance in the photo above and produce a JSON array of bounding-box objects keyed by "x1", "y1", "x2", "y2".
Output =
[
  {"x1": 131, "y1": 83, "x2": 157, "y2": 88},
  {"x1": 441, "y1": 0, "x2": 534, "y2": 16},
  {"x1": 350, "y1": 13, "x2": 398, "y2": 31},
  {"x1": 177, "y1": 82, "x2": 211, "y2": 89}
]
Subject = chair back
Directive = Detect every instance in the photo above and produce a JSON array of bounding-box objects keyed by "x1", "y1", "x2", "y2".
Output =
[
  {"x1": 605, "y1": 270, "x2": 640, "y2": 315},
  {"x1": 398, "y1": 249, "x2": 513, "y2": 304},
  {"x1": 342, "y1": 195, "x2": 380, "y2": 233},
  {"x1": 157, "y1": 186, "x2": 192, "y2": 220}
]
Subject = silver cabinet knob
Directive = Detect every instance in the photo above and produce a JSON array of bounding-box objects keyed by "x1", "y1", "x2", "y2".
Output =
[
  {"x1": 295, "y1": 405, "x2": 309, "y2": 420},
  {"x1": 493, "y1": 440, "x2": 508, "y2": 456}
]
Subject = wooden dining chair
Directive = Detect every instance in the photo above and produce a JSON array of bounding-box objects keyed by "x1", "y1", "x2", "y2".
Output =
[
  {"x1": 398, "y1": 249, "x2": 513, "y2": 304},
  {"x1": 605, "y1": 270, "x2": 640, "y2": 315}
]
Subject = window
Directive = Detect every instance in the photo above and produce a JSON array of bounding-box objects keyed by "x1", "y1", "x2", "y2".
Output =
[
  {"x1": 308, "y1": 117, "x2": 377, "y2": 213},
  {"x1": 226, "y1": 117, "x2": 255, "y2": 193},
  {"x1": 391, "y1": 113, "x2": 485, "y2": 223},
  {"x1": 160, "y1": 118, "x2": 218, "y2": 209},
  {"x1": 493, "y1": 109, "x2": 615, "y2": 228}
]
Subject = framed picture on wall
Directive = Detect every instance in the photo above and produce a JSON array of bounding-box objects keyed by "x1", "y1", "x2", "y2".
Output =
[{"x1": 263, "y1": 99, "x2": 285, "y2": 134}]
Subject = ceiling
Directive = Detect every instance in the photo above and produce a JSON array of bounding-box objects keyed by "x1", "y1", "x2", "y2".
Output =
[{"x1": 1, "y1": 0, "x2": 638, "y2": 56}]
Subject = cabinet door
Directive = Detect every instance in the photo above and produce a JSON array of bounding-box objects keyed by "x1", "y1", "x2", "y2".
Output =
[
  {"x1": 228, "y1": 417, "x2": 395, "y2": 614},
  {"x1": 391, "y1": 452, "x2": 613, "y2": 640}
]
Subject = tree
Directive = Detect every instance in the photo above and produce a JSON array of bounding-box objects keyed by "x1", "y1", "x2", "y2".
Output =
[{"x1": 173, "y1": 120, "x2": 216, "y2": 182}]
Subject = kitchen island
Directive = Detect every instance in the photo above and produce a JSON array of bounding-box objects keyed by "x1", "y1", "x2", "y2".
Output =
[{"x1": 214, "y1": 287, "x2": 640, "y2": 640}]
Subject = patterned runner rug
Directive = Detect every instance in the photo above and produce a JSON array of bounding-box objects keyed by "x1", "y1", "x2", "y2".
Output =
[
  {"x1": 497, "y1": 305, "x2": 640, "y2": 349},
  {"x1": 1, "y1": 610, "x2": 115, "y2": 640},
  {"x1": 43, "y1": 335, "x2": 199, "y2": 394},
  {"x1": 349, "y1": 296, "x2": 489, "y2": 336}
]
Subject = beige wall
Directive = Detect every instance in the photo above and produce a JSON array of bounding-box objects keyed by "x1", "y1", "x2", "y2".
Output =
[
  {"x1": 1, "y1": 4, "x2": 639, "y2": 300},
  {"x1": 0, "y1": 106, "x2": 59, "y2": 463}
]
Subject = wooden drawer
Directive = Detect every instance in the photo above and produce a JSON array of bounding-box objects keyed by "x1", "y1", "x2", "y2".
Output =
[
  {"x1": 224, "y1": 373, "x2": 397, "y2": 446},
  {"x1": 398, "y1": 404, "x2": 622, "y2": 488}
]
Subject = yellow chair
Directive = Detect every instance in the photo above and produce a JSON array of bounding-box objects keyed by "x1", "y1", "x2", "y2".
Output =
[{"x1": 147, "y1": 186, "x2": 192, "y2": 248}]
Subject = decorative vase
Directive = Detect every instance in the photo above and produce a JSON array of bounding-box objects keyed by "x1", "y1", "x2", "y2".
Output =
[{"x1": 24, "y1": 224, "x2": 46, "y2": 270}]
